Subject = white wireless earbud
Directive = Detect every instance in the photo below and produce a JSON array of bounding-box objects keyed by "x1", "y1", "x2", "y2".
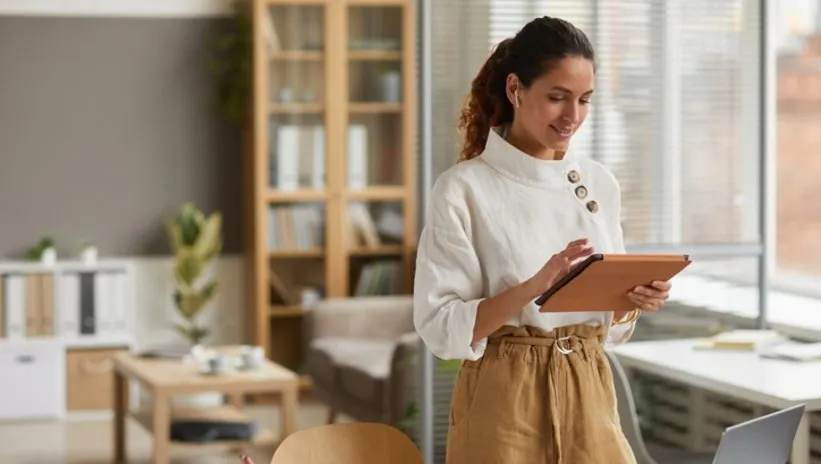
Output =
[{"x1": 514, "y1": 90, "x2": 520, "y2": 109}]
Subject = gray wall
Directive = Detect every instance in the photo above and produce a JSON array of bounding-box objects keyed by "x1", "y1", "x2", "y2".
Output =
[{"x1": 0, "y1": 16, "x2": 243, "y2": 258}]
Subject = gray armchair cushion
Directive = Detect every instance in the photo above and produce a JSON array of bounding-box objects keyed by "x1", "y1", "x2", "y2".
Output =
[{"x1": 305, "y1": 296, "x2": 413, "y2": 341}]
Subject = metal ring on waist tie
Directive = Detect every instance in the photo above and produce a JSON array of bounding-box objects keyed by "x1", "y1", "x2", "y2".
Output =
[{"x1": 555, "y1": 336, "x2": 573, "y2": 354}]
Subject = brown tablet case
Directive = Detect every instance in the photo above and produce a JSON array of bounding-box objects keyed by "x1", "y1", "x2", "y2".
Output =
[{"x1": 536, "y1": 253, "x2": 692, "y2": 312}]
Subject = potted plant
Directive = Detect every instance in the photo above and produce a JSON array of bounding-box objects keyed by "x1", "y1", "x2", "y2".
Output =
[
  {"x1": 79, "y1": 240, "x2": 98, "y2": 264},
  {"x1": 164, "y1": 203, "x2": 224, "y2": 410},
  {"x1": 165, "y1": 202, "x2": 223, "y2": 347},
  {"x1": 208, "y1": 0, "x2": 253, "y2": 127},
  {"x1": 26, "y1": 236, "x2": 56, "y2": 265}
]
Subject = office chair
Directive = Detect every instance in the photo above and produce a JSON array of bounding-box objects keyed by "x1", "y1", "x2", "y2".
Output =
[{"x1": 605, "y1": 349, "x2": 715, "y2": 464}]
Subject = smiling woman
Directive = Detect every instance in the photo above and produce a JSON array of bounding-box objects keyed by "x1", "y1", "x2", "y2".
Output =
[
  {"x1": 413, "y1": 15, "x2": 667, "y2": 464},
  {"x1": 457, "y1": 16, "x2": 596, "y2": 162}
]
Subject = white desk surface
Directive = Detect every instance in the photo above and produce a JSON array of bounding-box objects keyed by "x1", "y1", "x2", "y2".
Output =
[{"x1": 611, "y1": 338, "x2": 821, "y2": 411}]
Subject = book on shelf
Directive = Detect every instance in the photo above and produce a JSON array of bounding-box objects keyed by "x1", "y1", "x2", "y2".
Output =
[
  {"x1": 268, "y1": 270, "x2": 296, "y2": 305},
  {"x1": 347, "y1": 124, "x2": 368, "y2": 189},
  {"x1": 270, "y1": 123, "x2": 325, "y2": 190},
  {"x1": 348, "y1": 202, "x2": 381, "y2": 248},
  {"x1": 268, "y1": 204, "x2": 325, "y2": 251},
  {"x1": 354, "y1": 260, "x2": 402, "y2": 296},
  {"x1": 1, "y1": 271, "x2": 127, "y2": 339},
  {"x1": 0, "y1": 273, "x2": 55, "y2": 338}
]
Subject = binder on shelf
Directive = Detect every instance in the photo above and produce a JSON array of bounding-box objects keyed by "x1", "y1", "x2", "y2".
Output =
[
  {"x1": 4, "y1": 275, "x2": 26, "y2": 339},
  {"x1": 347, "y1": 124, "x2": 368, "y2": 189},
  {"x1": 60, "y1": 272, "x2": 81, "y2": 336}
]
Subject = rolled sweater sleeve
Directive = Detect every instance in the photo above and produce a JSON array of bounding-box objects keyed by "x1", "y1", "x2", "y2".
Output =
[{"x1": 413, "y1": 186, "x2": 487, "y2": 361}]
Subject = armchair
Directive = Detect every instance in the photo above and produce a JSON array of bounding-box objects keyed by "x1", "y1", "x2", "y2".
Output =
[{"x1": 302, "y1": 296, "x2": 419, "y2": 426}]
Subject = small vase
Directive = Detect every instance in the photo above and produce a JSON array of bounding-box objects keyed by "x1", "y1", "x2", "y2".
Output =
[
  {"x1": 81, "y1": 246, "x2": 98, "y2": 265},
  {"x1": 40, "y1": 247, "x2": 57, "y2": 266}
]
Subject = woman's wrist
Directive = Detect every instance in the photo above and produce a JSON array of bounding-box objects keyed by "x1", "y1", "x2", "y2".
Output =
[
  {"x1": 521, "y1": 277, "x2": 542, "y2": 300},
  {"x1": 613, "y1": 309, "x2": 641, "y2": 325}
]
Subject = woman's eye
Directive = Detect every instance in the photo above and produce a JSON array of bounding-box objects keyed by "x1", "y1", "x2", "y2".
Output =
[
  {"x1": 548, "y1": 95, "x2": 564, "y2": 102},
  {"x1": 580, "y1": 99, "x2": 591, "y2": 105}
]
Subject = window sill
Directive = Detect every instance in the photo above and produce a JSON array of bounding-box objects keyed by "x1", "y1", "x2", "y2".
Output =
[{"x1": 671, "y1": 274, "x2": 821, "y2": 341}]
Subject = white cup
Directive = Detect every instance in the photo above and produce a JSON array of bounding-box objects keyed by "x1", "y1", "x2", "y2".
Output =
[
  {"x1": 240, "y1": 346, "x2": 265, "y2": 369},
  {"x1": 208, "y1": 354, "x2": 230, "y2": 374}
]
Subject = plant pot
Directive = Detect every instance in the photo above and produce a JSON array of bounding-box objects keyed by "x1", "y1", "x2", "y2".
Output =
[
  {"x1": 40, "y1": 247, "x2": 57, "y2": 265},
  {"x1": 81, "y1": 246, "x2": 98, "y2": 265}
]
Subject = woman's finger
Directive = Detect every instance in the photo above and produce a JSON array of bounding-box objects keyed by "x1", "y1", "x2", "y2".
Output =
[
  {"x1": 650, "y1": 280, "x2": 672, "y2": 291},
  {"x1": 627, "y1": 293, "x2": 651, "y2": 305},
  {"x1": 562, "y1": 244, "x2": 594, "y2": 261},
  {"x1": 633, "y1": 285, "x2": 667, "y2": 299},
  {"x1": 567, "y1": 238, "x2": 589, "y2": 247},
  {"x1": 628, "y1": 293, "x2": 661, "y2": 311}
]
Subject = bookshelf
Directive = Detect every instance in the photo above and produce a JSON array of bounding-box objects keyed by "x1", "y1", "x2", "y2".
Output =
[{"x1": 245, "y1": 0, "x2": 417, "y2": 382}]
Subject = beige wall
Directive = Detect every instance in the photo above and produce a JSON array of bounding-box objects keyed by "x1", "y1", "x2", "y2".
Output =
[{"x1": 0, "y1": 16, "x2": 243, "y2": 257}]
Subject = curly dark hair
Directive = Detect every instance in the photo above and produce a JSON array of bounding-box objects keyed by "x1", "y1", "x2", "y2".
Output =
[{"x1": 457, "y1": 16, "x2": 595, "y2": 162}]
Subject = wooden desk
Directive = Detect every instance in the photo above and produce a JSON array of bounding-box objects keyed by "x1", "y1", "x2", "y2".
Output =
[
  {"x1": 112, "y1": 350, "x2": 299, "y2": 464},
  {"x1": 612, "y1": 338, "x2": 821, "y2": 464}
]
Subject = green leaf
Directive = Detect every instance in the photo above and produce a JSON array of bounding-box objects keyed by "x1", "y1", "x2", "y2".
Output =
[
  {"x1": 172, "y1": 323, "x2": 210, "y2": 345},
  {"x1": 193, "y1": 213, "x2": 223, "y2": 261},
  {"x1": 174, "y1": 248, "x2": 203, "y2": 286},
  {"x1": 166, "y1": 221, "x2": 185, "y2": 253}
]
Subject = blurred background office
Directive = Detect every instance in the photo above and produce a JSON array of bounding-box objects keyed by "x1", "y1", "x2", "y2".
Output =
[{"x1": 0, "y1": 0, "x2": 820, "y2": 463}]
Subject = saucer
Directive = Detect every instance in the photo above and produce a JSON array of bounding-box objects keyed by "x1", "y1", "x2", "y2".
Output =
[{"x1": 199, "y1": 365, "x2": 231, "y2": 376}]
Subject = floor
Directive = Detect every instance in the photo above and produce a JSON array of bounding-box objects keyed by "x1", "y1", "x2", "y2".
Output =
[{"x1": 0, "y1": 399, "x2": 350, "y2": 464}]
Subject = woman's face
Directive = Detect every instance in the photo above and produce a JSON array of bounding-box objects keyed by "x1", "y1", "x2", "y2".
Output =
[{"x1": 508, "y1": 56, "x2": 595, "y2": 153}]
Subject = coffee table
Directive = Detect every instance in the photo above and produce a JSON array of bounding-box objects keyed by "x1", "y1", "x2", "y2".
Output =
[{"x1": 112, "y1": 348, "x2": 299, "y2": 464}]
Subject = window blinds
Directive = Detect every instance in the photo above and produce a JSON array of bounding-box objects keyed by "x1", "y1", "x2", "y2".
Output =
[{"x1": 428, "y1": 0, "x2": 762, "y2": 248}]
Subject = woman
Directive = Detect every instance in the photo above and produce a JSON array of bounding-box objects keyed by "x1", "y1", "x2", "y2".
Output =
[{"x1": 413, "y1": 16, "x2": 672, "y2": 464}]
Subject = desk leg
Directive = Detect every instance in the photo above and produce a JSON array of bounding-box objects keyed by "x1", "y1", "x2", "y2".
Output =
[
  {"x1": 280, "y1": 385, "x2": 298, "y2": 440},
  {"x1": 152, "y1": 391, "x2": 171, "y2": 464},
  {"x1": 792, "y1": 412, "x2": 811, "y2": 464},
  {"x1": 113, "y1": 371, "x2": 128, "y2": 463}
]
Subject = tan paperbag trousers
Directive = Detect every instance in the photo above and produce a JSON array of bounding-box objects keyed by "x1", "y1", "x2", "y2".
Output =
[{"x1": 445, "y1": 323, "x2": 636, "y2": 464}]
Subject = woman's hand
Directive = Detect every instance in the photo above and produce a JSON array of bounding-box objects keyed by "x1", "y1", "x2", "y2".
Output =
[
  {"x1": 525, "y1": 238, "x2": 594, "y2": 299},
  {"x1": 627, "y1": 280, "x2": 671, "y2": 312}
]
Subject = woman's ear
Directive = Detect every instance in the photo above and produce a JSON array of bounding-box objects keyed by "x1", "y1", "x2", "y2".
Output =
[{"x1": 505, "y1": 73, "x2": 520, "y2": 109}]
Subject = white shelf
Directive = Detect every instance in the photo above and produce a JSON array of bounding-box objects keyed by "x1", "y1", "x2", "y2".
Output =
[{"x1": 0, "y1": 259, "x2": 137, "y2": 421}]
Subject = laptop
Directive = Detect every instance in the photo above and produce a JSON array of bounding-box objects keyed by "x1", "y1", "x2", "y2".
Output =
[{"x1": 712, "y1": 403, "x2": 805, "y2": 464}]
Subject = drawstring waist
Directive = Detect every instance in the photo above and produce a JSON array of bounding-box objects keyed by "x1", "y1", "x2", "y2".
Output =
[
  {"x1": 486, "y1": 326, "x2": 606, "y2": 464},
  {"x1": 490, "y1": 333, "x2": 601, "y2": 355}
]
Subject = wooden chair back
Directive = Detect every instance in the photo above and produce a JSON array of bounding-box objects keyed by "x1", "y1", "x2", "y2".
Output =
[{"x1": 270, "y1": 423, "x2": 423, "y2": 464}]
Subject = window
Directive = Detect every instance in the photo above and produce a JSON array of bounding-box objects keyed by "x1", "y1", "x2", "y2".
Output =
[{"x1": 774, "y1": 0, "x2": 821, "y2": 297}]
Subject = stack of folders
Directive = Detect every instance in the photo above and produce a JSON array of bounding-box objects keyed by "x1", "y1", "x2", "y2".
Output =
[
  {"x1": 758, "y1": 341, "x2": 821, "y2": 362},
  {"x1": 694, "y1": 329, "x2": 821, "y2": 362},
  {"x1": 693, "y1": 329, "x2": 785, "y2": 351}
]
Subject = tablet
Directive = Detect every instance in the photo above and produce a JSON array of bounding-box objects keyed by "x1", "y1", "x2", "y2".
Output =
[{"x1": 535, "y1": 253, "x2": 692, "y2": 312}]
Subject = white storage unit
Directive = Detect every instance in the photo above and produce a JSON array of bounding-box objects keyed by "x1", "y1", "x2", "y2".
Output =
[
  {"x1": 0, "y1": 339, "x2": 64, "y2": 420},
  {"x1": 0, "y1": 260, "x2": 136, "y2": 421}
]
